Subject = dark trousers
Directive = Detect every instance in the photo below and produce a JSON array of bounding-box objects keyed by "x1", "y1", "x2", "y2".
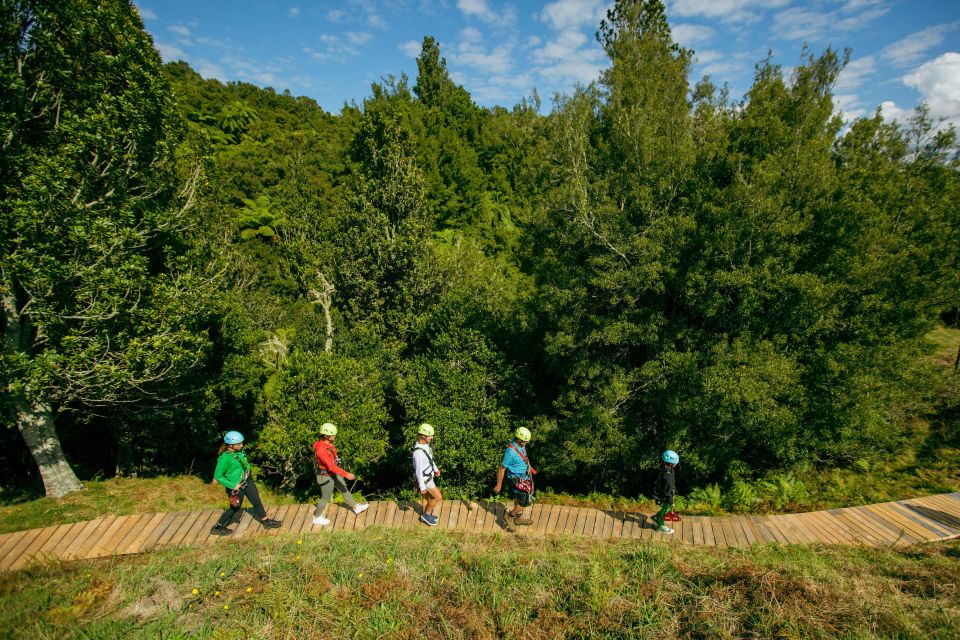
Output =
[{"x1": 216, "y1": 480, "x2": 267, "y2": 527}]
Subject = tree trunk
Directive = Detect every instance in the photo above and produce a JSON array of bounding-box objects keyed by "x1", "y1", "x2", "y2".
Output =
[
  {"x1": 12, "y1": 389, "x2": 84, "y2": 497},
  {"x1": 3, "y1": 273, "x2": 83, "y2": 497}
]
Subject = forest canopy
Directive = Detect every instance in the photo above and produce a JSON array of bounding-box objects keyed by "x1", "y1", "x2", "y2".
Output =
[{"x1": 1, "y1": 0, "x2": 957, "y2": 500}]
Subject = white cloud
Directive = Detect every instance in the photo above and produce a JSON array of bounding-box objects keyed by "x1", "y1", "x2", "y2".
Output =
[
  {"x1": 137, "y1": 6, "x2": 157, "y2": 20},
  {"x1": 305, "y1": 31, "x2": 374, "y2": 63},
  {"x1": 345, "y1": 31, "x2": 373, "y2": 46},
  {"x1": 539, "y1": 0, "x2": 606, "y2": 31},
  {"x1": 452, "y1": 38, "x2": 514, "y2": 75},
  {"x1": 155, "y1": 42, "x2": 187, "y2": 61},
  {"x1": 880, "y1": 22, "x2": 960, "y2": 69},
  {"x1": 835, "y1": 55, "x2": 876, "y2": 93},
  {"x1": 532, "y1": 30, "x2": 605, "y2": 86},
  {"x1": 457, "y1": 0, "x2": 516, "y2": 27},
  {"x1": 670, "y1": 0, "x2": 791, "y2": 24},
  {"x1": 367, "y1": 13, "x2": 387, "y2": 29},
  {"x1": 399, "y1": 40, "x2": 422, "y2": 58},
  {"x1": 526, "y1": 35, "x2": 542, "y2": 48},
  {"x1": 672, "y1": 23, "x2": 715, "y2": 49},
  {"x1": 327, "y1": 9, "x2": 346, "y2": 22},
  {"x1": 289, "y1": 7, "x2": 300, "y2": 18},
  {"x1": 197, "y1": 60, "x2": 228, "y2": 81},
  {"x1": 772, "y1": 1, "x2": 889, "y2": 41},
  {"x1": 834, "y1": 93, "x2": 866, "y2": 122},
  {"x1": 168, "y1": 24, "x2": 191, "y2": 38},
  {"x1": 903, "y1": 52, "x2": 960, "y2": 130},
  {"x1": 879, "y1": 100, "x2": 912, "y2": 125},
  {"x1": 462, "y1": 27, "x2": 484, "y2": 43}
]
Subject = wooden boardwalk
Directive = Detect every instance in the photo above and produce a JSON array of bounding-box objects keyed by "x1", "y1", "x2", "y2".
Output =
[{"x1": 2, "y1": 493, "x2": 959, "y2": 572}]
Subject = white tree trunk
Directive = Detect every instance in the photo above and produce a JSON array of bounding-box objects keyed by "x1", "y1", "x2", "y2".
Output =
[
  {"x1": 3, "y1": 276, "x2": 83, "y2": 497},
  {"x1": 13, "y1": 389, "x2": 84, "y2": 497}
]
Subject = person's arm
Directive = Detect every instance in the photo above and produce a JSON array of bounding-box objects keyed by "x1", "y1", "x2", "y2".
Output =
[
  {"x1": 213, "y1": 455, "x2": 237, "y2": 490},
  {"x1": 315, "y1": 442, "x2": 351, "y2": 477},
  {"x1": 493, "y1": 466, "x2": 506, "y2": 493}
]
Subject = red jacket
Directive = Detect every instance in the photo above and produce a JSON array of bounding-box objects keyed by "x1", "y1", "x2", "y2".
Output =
[{"x1": 313, "y1": 439, "x2": 348, "y2": 477}]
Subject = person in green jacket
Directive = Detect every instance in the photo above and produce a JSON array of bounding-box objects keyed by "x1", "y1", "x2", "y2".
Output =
[{"x1": 210, "y1": 431, "x2": 282, "y2": 535}]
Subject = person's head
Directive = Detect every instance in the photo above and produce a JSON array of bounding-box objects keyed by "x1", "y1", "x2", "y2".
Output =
[
  {"x1": 661, "y1": 449, "x2": 679, "y2": 467},
  {"x1": 417, "y1": 423, "x2": 435, "y2": 443},
  {"x1": 223, "y1": 430, "x2": 244, "y2": 451},
  {"x1": 514, "y1": 427, "x2": 531, "y2": 445},
  {"x1": 319, "y1": 422, "x2": 337, "y2": 442}
]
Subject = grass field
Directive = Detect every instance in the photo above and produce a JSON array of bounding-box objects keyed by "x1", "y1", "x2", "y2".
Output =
[{"x1": 0, "y1": 527, "x2": 957, "y2": 639}]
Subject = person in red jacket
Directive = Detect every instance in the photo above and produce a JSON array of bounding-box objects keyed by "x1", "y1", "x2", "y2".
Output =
[{"x1": 312, "y1": 422, "x2": 368, "y2": 526}]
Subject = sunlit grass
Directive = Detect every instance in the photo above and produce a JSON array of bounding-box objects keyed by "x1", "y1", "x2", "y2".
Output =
[{"x1": 1, "y1": 528, "x2": 957, "y2": 639}]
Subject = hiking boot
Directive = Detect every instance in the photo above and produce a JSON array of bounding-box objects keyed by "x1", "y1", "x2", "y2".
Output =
[
  {"x1": 312, "y1": 515, "x2": 330, "y2": 526},
  {"x1": 657, "y1": 524, "x2": 674, "y2": 535},
  {"x1": 504, "y1": 513, "x2": 517, "y2": 532},
  {"x1": 353, "y1": 503, "x2": 369, "y2": 515},
  {"x1": 261, "y1": 518, "x2": 282, "y2": 529},
  {"x1": 209, "y1": 524, "x2": 232, "y2": 536},
  {"x1": 513, "y1": 515, "x2": 533, "y2": 526}
]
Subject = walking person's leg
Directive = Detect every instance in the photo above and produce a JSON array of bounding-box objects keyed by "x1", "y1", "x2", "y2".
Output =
[
  {"x1": 211, "y1": 488, "x2": 242, "y2": 533},
  {"x1": 653, "y1": 501, "x2": 672, "y2": 533},
  {"x1": 313, "y1": 475, "x2": 334, "y2": 525},
  {"x1": 333, "y1": 475, "x2": 358, "y2": 509},
  {"x1": 243, "y1": 481, "x2": 281, "y2": 527}
]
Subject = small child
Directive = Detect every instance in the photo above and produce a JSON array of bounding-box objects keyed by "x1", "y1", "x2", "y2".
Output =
[{"x1": 652, "y1": 450, "x2": 679, "y2": 534}]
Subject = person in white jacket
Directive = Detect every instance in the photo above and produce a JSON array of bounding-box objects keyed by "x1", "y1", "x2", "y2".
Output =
[{"x1": 412, "y1": 423, "x2": 442, "y2": 526}]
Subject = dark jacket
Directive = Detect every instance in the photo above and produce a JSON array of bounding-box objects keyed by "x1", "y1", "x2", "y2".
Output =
[{"x1": 653, "y1": 465, "x2": 676, "y2": 504}]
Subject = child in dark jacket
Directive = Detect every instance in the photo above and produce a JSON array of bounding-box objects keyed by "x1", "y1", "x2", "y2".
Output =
[{"x1": 652, "y1": 450, "x2": 679, "y2": 534}]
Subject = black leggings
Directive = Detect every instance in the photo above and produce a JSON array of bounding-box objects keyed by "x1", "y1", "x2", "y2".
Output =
[{"x1": 216, "y1": 480, "x2": 268, "y2": 526}]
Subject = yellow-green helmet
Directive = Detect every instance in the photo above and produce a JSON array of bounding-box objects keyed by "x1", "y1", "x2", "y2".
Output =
[
  {"x1": 319, "y1": 422, "x2": 337, "y2": 436},
  {"x1": 515, "y1": 427, "x2": 531, "y2": 442},
  {"x1": 418, "y1": 423, "x2": 434, "y2": 437}
]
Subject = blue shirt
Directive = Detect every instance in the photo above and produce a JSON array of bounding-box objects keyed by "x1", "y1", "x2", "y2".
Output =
[{"x1": 501, "y1": 442, "x2": 530, "y2": 479}]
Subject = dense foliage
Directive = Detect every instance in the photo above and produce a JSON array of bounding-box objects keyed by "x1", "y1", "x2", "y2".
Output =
[{"x1": 1, "y1": 0, "x2": 957, "y2": 500}]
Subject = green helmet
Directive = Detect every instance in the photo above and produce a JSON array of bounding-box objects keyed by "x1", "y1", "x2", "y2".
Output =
[
  {"x1": 319, "y1": 422, "x2": 337, "y2": 436},
  {"x1": 515, "y1": 427, "x2": 531, "y2": 442},
  {"x1": 418, "y1": 423, "x2": 435, "y2": 437}
]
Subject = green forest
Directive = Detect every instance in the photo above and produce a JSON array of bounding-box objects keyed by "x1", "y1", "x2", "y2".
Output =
[{"x1": 2, "y1": 0, "x2": 958, "y2": 506}]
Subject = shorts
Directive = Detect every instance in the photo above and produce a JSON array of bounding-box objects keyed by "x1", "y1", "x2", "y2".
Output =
[{"x1": 417, "y1": 479, "x2": 437, "y2": 494}]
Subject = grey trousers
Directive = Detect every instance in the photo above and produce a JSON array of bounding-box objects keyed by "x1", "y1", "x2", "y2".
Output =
[{"x1": 314, "y1": 473, "x2": 358, "y2": 516}]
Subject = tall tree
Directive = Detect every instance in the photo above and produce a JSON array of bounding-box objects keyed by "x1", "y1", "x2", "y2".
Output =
[{"x1": 1, "y1": 0, "x2": 215, "y2": 496}]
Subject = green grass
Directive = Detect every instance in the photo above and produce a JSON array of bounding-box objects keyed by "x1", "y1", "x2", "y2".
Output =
[{"x1": 0, "y1": 528, "x2": 957, "y2": 639}]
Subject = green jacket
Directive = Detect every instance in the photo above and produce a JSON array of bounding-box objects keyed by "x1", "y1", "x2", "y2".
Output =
[{"x1": 214, "y1": 450, "x2": 251, "y2": 489}]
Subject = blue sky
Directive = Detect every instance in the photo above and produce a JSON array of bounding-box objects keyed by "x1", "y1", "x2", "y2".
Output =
[{"x1": 137, "y1": 1, "x2": 960, "y2": 128}]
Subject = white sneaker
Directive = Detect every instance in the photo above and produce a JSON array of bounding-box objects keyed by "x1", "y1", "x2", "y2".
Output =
[
  {"x1": 657, "y1": 524, "x2": 674, "y2": 535},
  {"x1": 353, "y1": 503, "x2": 369, "y2": 515},
  {"x1": 312, "y1": 515, "x2": 330, "y2": 526}
]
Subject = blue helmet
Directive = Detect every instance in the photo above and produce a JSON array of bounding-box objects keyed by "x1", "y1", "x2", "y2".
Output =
[
  {"x1": 662, "y1": 449, "x2": 679, "y2": 465},
  {"x1": 224, "y1": 430, "x2": 244, "y2": 445}
]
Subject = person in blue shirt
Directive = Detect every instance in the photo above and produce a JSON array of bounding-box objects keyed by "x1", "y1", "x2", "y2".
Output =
[{"x1": 493, "y1": 427, "x2": 536, "y2": 532}]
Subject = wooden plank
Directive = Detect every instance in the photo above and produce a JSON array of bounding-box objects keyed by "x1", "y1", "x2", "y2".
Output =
[
  {"x1": 788, "y1": 513, "x2": 827, "y2": 545},
  {"x1": 911, "y1": 496, "x2": 960, "y2": 531},
  {"x1": 70, "y1": 517, "x2": 118, "y2": 559},
  {"x1": 745, "y1": 516, "x2": 776, "y2": 544},
  {"x1": 600, "y1": 510, "x2": 616, "y2": 539},
  {"x1": 688, "y1": 516, "x2": 703, "y2": 545},
  {"x1": 108, "y1": 513, "x2": 152, "y2": 554},
  {"x1": 57, "y1": 518, "x2": 106, "y2": 559},
  {"x1": 888, "y1": 502, "x2": 957, "y2": 538},
  {"x1": 155, "y1": 512, "x2": 194, "y2": 547},
  {"x1": 118, "y1": 513, "x2": 165, "y2": 554},
  {"x1": 816, "y1": 511, "x2": 864, "y2": 545},
  {"x1": 0, "y1": 531, "x2": 30, "y2": 565},
  {"x1": 832, "y1": 508, "x2": 896, "y2": 545},
  {"x1": 871, "y1": 503, "x2": 945, "y2": 541},
  {"x1": 140, "y1": 511, "x2": 180, "y2": 551},
  {"x1": 35, "y1": 522, "x2": 82, "y2": 560},
  {"x1": 719, "y1": 518, "x2": 742, "y2": 547},
  {"x1": 7, "y1": 525, "x2": 61, "y2": 570},
  {"x1": 0, "y1": 530, "x2": 36, "y2": 569},
  {"x1": 774, "y1": 515, "x2": 813, "y2": 545},
  {"x1": 857, "y1": 505, "x2": 922, "y2": 544},
  {"x1": 397, "y1": 501, "x2": 416, "y2": 529},
  {"x1": 1, "y1": 529, "x2": 46, "y2": 571},
  {"x1": 378, "y1": 502, "x2": 398, "y2": 530},
  {"x1": 801, "y1": 511, "x2": 846, "y2": 545},
  {"x1": 723, "y1": 517, "x2": 748, "y2": 547},
  {"x1": 543, "y1": 504, "x2": 562, "y2": 535},
  {"x1": 754, "y1": 515, "x2": 788, "y2": 544},
  {"x1": 179, "y1": 510, "x2": 220, "y2": 548},
  {"x1": 609, "y1": 511, "x2": 626, "y2": 539},
  {"x1": 85, "y1": 515, "x2": 134, "y2": 558},
  {"x1": 732, "y1": 516, "x2": 758, "y2": 546},
  {"x1": 831, "y1": 509, "x2": 889, "y2": 545},
  {"x1": 532, "y1": 504, "x2": 551, "y2": 535}
]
